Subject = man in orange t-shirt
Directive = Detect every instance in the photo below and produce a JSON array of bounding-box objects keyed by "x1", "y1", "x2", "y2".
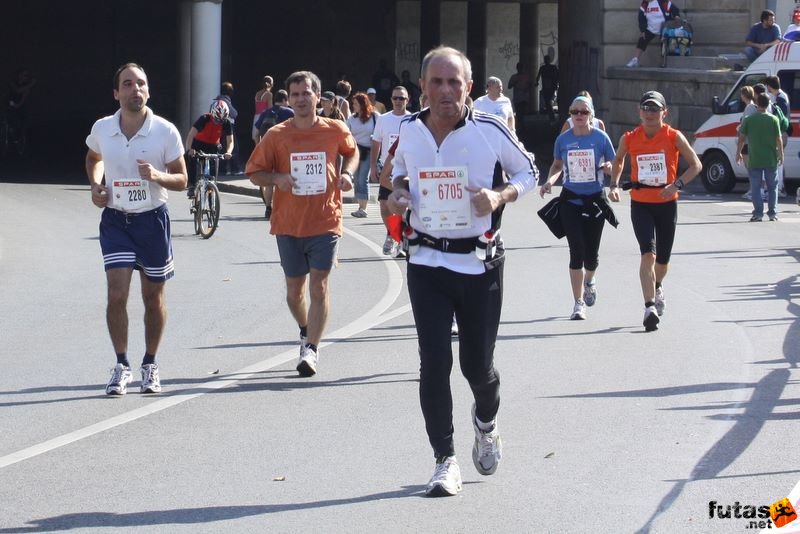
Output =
[
  {"x1": 609, "y1": 90, "x2": 701, "y2": 332},
  {"x1": 246, "y1": 70, "x2": 358, "y2": 377}
]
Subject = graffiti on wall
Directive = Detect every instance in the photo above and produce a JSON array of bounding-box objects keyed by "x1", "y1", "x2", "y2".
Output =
[
  {"x1": 539, "y1": 31, "x2": 558, "y2": 64},
  {"x1": 498, "y1": 40, "x2": 520, "y2": 68}
]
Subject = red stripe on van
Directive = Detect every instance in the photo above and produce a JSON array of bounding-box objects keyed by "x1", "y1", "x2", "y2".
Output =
[{"x1": 694, "y1": 122, "x2": 739, "y2": 139}]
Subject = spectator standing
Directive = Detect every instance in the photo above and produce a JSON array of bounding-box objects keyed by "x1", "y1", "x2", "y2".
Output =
[
  {"x1": 626, "y1": 1, "x2": 680, "y2": 68},
  {"x1": 335, "y1": 80, "x2": 352, "y2": 120},
  {"x1": 252, "y1": 75, "x2": 273, "y2": 143},
  {"x1": 764, "y1": 75, "x2": 790, "y2": 197},
  {"x1": 508, "y1": 62, "x2": 532, "y2": 119},
  {"x1": 215, "y1": 81, "x2": 242, "y2": 174},
  {"x1": 371, "y1": 58, "x2": 401, "y2": 109},
  {"x1": 535, "y1": 56, "x2": 559, "y2": 120},
  {"x1": 7, "y1": 68, "x2": 36, "y2": 138},
  {"x1": 737, "y1": 93, "x2": 783, "y2": 222},
  {"x1": 367, "y1": 88, "x2": 387, "y2": 114},
  {"x1": 346, "y1": 92, "x2": 378, "y2": 218},
  {"x1": 744, "y1": 10, "x2": 782, "y2": 63},
  {"x1": 319, "y1": 91, "x2": 345, "y2": 121},
  {"x1": 400, "y1": 69, "x2": 422, "y2": 112},
  {"x1": 85, "y1": 63, "x2": 188, "y2": 395},
  {"x1": 246, "y1": 70, "x2": 357, "y2": 377},
  {"x1": 254, "y1": 89, "x2": 295, "y2": 219}
]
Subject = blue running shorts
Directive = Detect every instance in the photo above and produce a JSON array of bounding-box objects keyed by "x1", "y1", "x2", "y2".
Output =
[{"x1": 99, "y1": 204, "x2": 174, "y2": 282}]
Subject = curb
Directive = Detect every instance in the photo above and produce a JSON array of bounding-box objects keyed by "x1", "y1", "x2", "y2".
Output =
[{"x1": 216, "y1": 179, "x2": 378, "y2": 203}]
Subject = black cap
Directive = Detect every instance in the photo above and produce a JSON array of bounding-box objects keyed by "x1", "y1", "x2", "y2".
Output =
[
  {"x1": 640, "y1": 90, "x2": 666, "y2": 109},
  {"x1": 321, "y1": 91, "x2": 335, "y2": 101}
]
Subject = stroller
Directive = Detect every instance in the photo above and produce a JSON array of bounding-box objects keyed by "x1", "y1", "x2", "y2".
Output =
[{"x1": 661, "y1": 15, "x2": 693, "y2": 67}]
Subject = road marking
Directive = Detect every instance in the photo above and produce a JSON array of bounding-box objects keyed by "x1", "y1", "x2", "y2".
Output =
[{"x1": 0, "y1": 226, "x2": 411, "y2": 470}]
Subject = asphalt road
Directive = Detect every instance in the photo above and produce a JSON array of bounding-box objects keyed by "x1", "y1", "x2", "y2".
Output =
[{"x1": 1, "y1": 180, "x2": 800, "y2": 533}]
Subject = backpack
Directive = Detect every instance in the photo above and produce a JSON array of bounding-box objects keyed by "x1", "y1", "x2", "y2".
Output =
[{"x1": 772, "y1": 104, "x2": 790, "y2": 133}]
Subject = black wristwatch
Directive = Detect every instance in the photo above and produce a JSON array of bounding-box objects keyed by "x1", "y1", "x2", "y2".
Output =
[{"x1": 674, "y1": 179, "x2": 684, "y2": 190}]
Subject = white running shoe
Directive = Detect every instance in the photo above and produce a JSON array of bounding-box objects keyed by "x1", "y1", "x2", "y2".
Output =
[
  {"x1": 643, "y1": 305, "x2": 660, "y2": 332},
  {"x1": 626, "y1": 57, "x2": 639, "y2": 68},
  {"x1": 472, "y1": 404, "x2": 502, "y2": 475},
  {"x1": 106, "y1": 363, "x2": 133, "y2": 395},
  {"x1": 583, "y1": 279, "x2": 597, "y2": 307},
  {"x1": 655, "y1": 286, "x2": 666, "y2": 316},
  {"x1": 570, "y1": 300, "x2": 587, "y2": 320},
  {"x1": 297, "y1": 345, "x2": 318, "y2": 377},
  {"x1": 425, "y1": 456, "x2": 462, "y2": 497},
  {"x1": 140, "y1": 364, "x2": 161, "y2": 394},
  {"x1": 382, "y1": 234, "x2": 394, "y2": 255}
]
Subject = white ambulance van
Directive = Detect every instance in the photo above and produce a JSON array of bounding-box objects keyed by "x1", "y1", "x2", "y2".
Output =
[{"x1": 693, "y1": 41, "x2": 800, "y2": 193}]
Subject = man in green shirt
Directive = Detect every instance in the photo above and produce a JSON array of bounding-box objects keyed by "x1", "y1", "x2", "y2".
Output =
[{"x1": 736, "y1": 93, "x2": 783, "y2": 221}]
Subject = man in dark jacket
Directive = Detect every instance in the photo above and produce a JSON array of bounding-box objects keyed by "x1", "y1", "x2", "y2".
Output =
[{"x1": 625, "y1": 1, "x2": 680, "y2": 67}]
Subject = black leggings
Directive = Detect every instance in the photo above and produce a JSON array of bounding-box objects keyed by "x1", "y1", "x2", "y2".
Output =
[
  {"x1": 630, "y1": 200, "x2": 677, "y2": 264},
  {"x1": 559, "y1": 201, "x2": 605, "y2": 271},
  {"x1": 407, "y1": 263, "x2": 503, "y2": 458}
]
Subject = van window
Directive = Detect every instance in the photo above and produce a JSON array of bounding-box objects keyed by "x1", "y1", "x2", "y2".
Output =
[
  {"x1": 777, "y1": 70, "x2": 800, "y2": 110},
  {"x1": 721, "y1": 73, "x2": 767, "y2": 114}
]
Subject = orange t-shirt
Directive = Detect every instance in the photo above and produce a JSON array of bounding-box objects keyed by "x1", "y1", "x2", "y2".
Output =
[
  {"x1": 246, "y1": 117, "x2": 357, "y2": 237},
  {"x1": 624, "y1": 124, "x2": 679, "y2": 203}
]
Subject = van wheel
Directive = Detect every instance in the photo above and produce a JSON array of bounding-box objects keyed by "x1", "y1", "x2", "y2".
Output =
[{"x1": 701, "y1": 152, "x2": 736, "y2": 193}]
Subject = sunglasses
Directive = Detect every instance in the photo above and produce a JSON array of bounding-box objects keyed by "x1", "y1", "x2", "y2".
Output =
[
  {"x1": 640, "y1": 104, "x2": 664, "y2": 113},
  {"x1": 392, "y1": 96, "x2": 407, "y2": 101},
  {"x1": 569, "y1": 109, "x2": 591, "y2": 116}
]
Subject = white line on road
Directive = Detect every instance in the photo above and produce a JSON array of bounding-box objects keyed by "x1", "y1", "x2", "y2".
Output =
[{"x1": 0, "y1": 226, "x2": 411, "y2": 470}]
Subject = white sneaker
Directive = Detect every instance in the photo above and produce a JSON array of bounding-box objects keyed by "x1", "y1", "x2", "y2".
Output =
[
  {"x1": 472, "y1": 404, "x2": 502, "y2": 475},
  {"x1": 779, "y1": 188, "x2": 788, "y2": 198},
  {"x1": 382, "y1": 234, "x2": 394, "y2": 255},
  {"x1": 425, "y1": 456, "x2": 462, "y2": 497},
  {"x1": 626, "y1": 57, "x2": 639, "y2": 68},
  {"x1": 655, "y1": 286, "x2": 666, "y2": 316},
  {"x1": 106, "y1": 363, "x2": 133, "y2": 395},
  {"x1": 570, "y1": 300, "x2": 587, "y2": 320},
  {"x1": 297, "y1": 345, "x2": 318, "y2": 377},
  {"x1": 140, "y1": 364, "x2": 161, "y2": 394},
  {"x1": 742, "y1": 190, "x2": 752, "y2": 200},
  {"x1": 583, "y1": 279, "x2": 597, "y2": 307},
  {"x1": 643, "y1": 305, "x2": 660, "y2": 332}
]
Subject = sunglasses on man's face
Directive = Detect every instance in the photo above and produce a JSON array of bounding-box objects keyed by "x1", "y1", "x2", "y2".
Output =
[
  {"x1": 392, "y1": 96, "x2": 407, "y2": 101},
  {"x1": 640, "y1": 104, "x2": 664, "y2": 113},
  {"x1": 569, "y1": 109, "x2": 590, "y2": 116}
]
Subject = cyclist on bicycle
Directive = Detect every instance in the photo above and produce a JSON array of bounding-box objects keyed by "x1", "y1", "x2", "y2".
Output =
[{"x1": 184, "y1": 99, "x2": 233, "y2": 196}]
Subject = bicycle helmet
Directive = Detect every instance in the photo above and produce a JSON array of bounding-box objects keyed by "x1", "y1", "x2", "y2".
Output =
[{"x1": 209, "y1": 99, "x2": 229, "y2": 123}]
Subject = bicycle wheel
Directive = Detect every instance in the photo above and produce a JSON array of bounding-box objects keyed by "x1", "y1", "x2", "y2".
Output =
[
  {"x1": 193, "y1": 185, "x2": 202, "y2": 235},
  {"x1": 198, "y1": 181, "x2": 220, "y2": 239}
]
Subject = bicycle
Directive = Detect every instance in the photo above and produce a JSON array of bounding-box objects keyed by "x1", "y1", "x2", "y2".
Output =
[{"x1": 190, "y1": 151, "x2": 224, "y2": 239}]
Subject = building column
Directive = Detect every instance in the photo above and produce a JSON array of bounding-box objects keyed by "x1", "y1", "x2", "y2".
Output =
[
  {"x1": 467, "y1": 2, "x2": 487, "y2": 98},
  {"x1": 520, "y1": 3, "x2": 538, "y2": 117},
  {"x1": 178, "y1": 0, "x2": 222, "y2": 138}
]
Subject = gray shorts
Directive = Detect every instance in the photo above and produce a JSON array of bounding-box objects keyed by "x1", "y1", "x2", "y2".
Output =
[{"x1": 276, "y1": 233, "x2": 340, "y2": 277}]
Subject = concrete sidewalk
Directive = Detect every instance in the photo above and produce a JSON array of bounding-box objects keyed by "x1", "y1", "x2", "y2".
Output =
[{"x1": 216, "y1": 173, "x2": 377, "y2": 203}]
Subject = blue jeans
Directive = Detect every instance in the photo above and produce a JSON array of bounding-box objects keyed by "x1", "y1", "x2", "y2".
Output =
[
  {"x1": 748, "y1": 167, "x2": 777, "y2": 218},
  {"x1": 744, "y1": 47, "x2": 761, "y2": 63},
  {"x1": 353, "y1": 155, "x2": 370, "y2": 201}
]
